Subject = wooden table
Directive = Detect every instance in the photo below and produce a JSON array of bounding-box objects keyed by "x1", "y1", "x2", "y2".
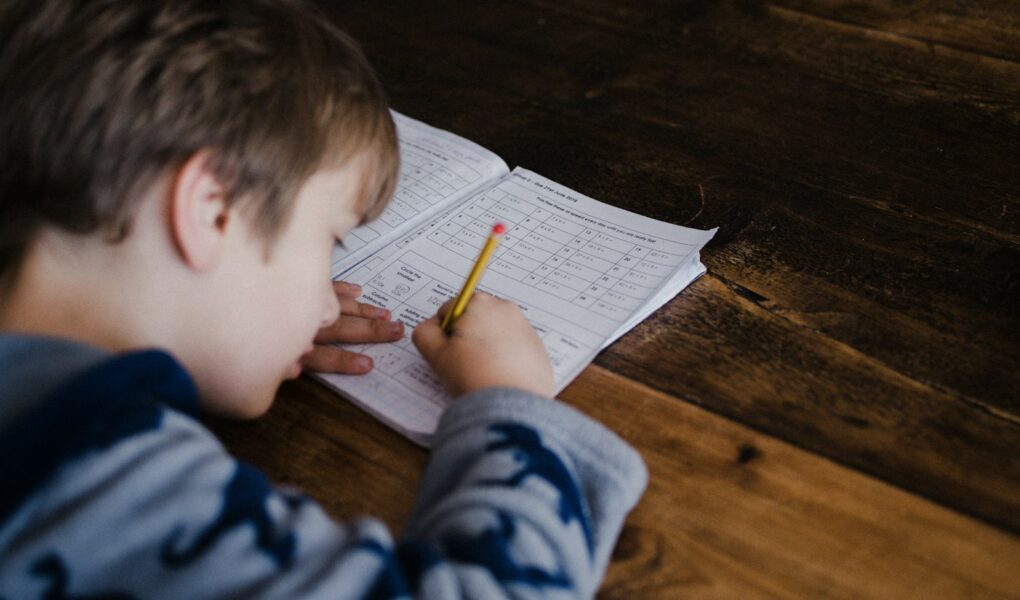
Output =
[{"x1": 209, "y1": 2, "x2": 1020, "y2": 597}]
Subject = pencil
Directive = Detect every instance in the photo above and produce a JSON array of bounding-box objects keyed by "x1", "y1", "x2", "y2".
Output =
[{"x1": 441, "y1": 222, "x2": 506, "y2": 332}]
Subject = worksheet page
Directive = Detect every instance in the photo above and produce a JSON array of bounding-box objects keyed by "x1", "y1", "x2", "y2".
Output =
[
  {"x1": 331, "y1": 111, "x2": 509, "y2": 274},
  {"x1": 319, "y1": 168, "x2": 716, "y2": 444}
]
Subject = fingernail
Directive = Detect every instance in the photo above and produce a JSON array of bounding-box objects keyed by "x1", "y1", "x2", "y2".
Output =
[
  {"x1": 372, "y1": 307, "x2": 390, "y2": 319},
  {"x1": 388, "y1": 321, "x2": 404, "y2": 335},
  {"x1": 354, "y1": 356, "x2": 372, "y2": 371}
]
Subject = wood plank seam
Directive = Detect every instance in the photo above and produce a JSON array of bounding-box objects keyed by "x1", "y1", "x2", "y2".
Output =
[
  {"x1": 530, "y1": 0, "x2": 1020, "y2": 70},
  {"x1": 697, "y1": 272, "x2": 1020, "y2": 426},
  {"x1": 768, "y1": 4, "x2": 1020, "y2": 67}
]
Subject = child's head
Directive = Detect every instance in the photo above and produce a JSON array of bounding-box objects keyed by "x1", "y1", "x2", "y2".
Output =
[{"x1": 0, "y1": 0, "x2": 398, "y2": 416}]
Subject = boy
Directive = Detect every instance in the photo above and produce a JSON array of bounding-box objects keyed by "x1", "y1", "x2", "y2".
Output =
[{"x1": 0, "y1": 1, "x2": 647, "y2": 598}]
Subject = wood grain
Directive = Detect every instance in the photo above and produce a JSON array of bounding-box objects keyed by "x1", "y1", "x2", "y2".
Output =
[
  {"x1": 210, "y1": 368, "x2": 1020, "y2": 599},
  {"x1": 562, "y1": 367, "x2": 1019, "y2": 599},
  {"x1": 206, "y1": 1, "x2": 1020, "y2": 595},
  {"x1": 314, "y1": 0, "x2": 1020, "y2": 532},
  {"x1": 771, "y1": 0, "x2": 1020, "y2": 62}
]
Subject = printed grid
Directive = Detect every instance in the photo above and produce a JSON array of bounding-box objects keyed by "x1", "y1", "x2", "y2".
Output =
[
  {"x1": 345, "y1": 187, "x2": 698, "y2": 401},
  {"x1": 352, "y1": 252, "x2": 597, "y2": 401},
  {"x1": 428, "y1": 187, "x2": 694, "y2": 322},
  {"x1": 343, "y1": 142, "x2": 484, "y2": 251}
]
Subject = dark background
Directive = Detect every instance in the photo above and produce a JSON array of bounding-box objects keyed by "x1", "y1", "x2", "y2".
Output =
[{"x1": 312, "y1": 0, "x2": 1019, "y2": 532}]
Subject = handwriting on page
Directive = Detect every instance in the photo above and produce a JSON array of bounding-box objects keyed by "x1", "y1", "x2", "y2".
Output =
[{"x1": 338, "y1": 173, "x2": 702, "y2": 407}]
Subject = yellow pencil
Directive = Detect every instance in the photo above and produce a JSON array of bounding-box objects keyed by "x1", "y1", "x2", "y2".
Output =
[{"x1": 441, "y1": 222, "x2": 506, "y2": 332}]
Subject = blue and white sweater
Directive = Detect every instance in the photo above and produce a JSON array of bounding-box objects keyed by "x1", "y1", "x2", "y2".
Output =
[{"x1": 0, "y1": 335, "x2": 647, "y2": 599}]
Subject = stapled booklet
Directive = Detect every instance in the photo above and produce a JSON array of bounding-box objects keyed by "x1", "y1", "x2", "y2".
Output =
[{"x1": 315, "y1": 111, "x2": 716, "y2": 445}]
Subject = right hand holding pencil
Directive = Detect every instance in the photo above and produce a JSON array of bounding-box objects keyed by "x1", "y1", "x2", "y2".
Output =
[{"x1": 413, "y1": 294, "x2": 554, "y2": 398}]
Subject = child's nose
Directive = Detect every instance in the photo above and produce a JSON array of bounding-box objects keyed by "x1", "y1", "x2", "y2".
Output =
[{"x1": 321, "y1": 282, "x2": 341, "y2": 327}]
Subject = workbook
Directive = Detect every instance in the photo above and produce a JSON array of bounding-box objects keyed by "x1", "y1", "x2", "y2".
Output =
[{"x1": 317, "y1": 111, "x2": 716, "y2": 446}]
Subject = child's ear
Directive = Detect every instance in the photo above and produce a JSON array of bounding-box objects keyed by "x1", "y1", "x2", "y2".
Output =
[{"x1": 168, "y1": 151, "x2": 231, "y2": 272}]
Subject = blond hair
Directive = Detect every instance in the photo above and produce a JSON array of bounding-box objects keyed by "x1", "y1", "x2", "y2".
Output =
[{"x1": 0, "y1": 0, "x2": 398, "y2": 290}]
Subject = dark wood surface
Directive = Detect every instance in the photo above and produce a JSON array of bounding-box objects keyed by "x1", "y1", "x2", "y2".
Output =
[{"x1": 211, "y1": 1, "x2": 1020, "y2": 597}]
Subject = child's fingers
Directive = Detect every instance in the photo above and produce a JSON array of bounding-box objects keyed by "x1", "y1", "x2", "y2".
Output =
[
  {"x1": 314, "y1": 315, "x2": 404, "y2": 344},
  {"x1": 435, "y1": 298, "x2": 455, "y2": 322},
  {"x1": 410, "y1": 297, "x2": 465, "y2": 359},
  {"x1": 338, "y1": 296, "x2": 390, "y2": 320},
  {"x1": 332, "y1": 280, "x2": 363, "y2": 299},
  {"x1": 300, "y1": 345, "x2": 373, "y2": 374},
  {"x1": 411, "y1": 313, "x2": 445, "y2": 360},
  {"x1": 311, "y1": 294, "x2": 390, "y2": 342}
]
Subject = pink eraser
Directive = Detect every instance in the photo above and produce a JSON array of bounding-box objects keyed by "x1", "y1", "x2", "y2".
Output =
[{"x1": 492, "y1": 222, "x2": 506, "y2": 235}]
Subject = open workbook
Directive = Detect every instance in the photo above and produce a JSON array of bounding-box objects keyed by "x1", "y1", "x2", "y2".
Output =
[{"x1": 317, "y1": 111, "x2": 716, "y2": 446}]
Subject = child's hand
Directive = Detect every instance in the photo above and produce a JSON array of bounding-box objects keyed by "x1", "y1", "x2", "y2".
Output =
[
  {"x1": 413, "y1": 293, "x2": 554, "y2": 398},
  {"x1": 300, "y1": 282, "x2": 404, "y2": 374}
]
